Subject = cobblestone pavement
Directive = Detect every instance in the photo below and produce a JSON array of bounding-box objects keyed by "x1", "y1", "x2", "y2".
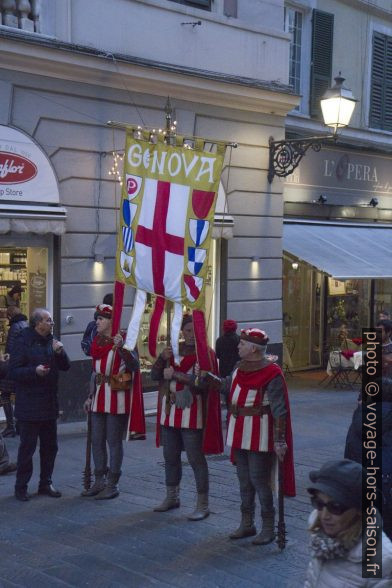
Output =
[{"x1": 0, "y1": 378, "x2": 358, "y2": 587}]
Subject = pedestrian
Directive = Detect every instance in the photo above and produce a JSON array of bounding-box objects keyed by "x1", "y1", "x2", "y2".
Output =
[
  {"x1": 0, "y1": 433, "x2": 16, "y2": 475},
  {"x1": 215, "y1": 319, "x2": 240, "y2": 377},
  {"x1": 345, "y1": 377, "x2": 392, "y2": 540},
  {"x1": 81, "y1": 293, "x2": 113, "y2": 357},
  {"x1": 81, "y1": 303, "x2": 145, "y2": 500},
  {"x1": 222, "y1": 328, "x2": 295, "y2": 545},
  {"x1": 0, "y1": 304, "x2": 28, "y2": 437},
  {"x1": 379, "y1": 310, "x2": 391, "y2": 321},
  {"x1": 376, "y1": 319, "x2": 392, "y2": 376},
  {"x1": 0, "y1": 353, "x2": 16, "y2": 475},
  {"x1": 151, "y1": 314, "x2": 223, "y2": 520},
  {"x1": 8, "y1": 308, "x2": 70, "y2": 501},
  {"x1": 5, "y1": 283, "x2": 23, "y2": 308},
  {"x1": 304, "y1": 459, "x2": 392, "y2": 586}
]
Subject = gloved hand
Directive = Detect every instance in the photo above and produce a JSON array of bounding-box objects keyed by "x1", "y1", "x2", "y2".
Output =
[{"x1": 174, "y1": 387, "x2": 194, "y2": 409}]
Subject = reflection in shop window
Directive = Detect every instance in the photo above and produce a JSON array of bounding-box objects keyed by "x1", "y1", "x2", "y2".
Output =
[{"x1": 0, "y1": 247, "x2": 48, "y2": 352}]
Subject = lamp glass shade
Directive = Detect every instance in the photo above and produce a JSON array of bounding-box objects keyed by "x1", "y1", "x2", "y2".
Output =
[
  {"x1": 320, "y1": 95, "x2": 356, "y2": 131},
  {"x1": 320, "y1": 75, "x2": 357, "y2": 132}
]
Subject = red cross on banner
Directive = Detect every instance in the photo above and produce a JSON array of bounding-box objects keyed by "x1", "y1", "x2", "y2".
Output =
[{"x1": 135, "y1": 180, "x2": 185, "y2": 297}]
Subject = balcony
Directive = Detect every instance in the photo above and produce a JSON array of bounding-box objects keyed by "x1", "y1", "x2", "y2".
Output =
[{"x1": 0, "y1": 0, "x2": 40, "y2": 33}]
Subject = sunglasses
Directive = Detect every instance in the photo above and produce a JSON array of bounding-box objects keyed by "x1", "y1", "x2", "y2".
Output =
[{"x1": 310, "y1": 496, "x2": 350, "y2": 515}]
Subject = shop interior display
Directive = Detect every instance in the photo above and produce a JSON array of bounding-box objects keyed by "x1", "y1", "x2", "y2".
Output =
[{"x1": 0, "y1": 248, "x2": 28, "y2": 351}]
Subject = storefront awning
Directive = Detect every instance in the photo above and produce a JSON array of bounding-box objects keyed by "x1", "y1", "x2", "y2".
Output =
[
  {"x1": 0, "y1": 204, "x2": 67, "y2": 235},
  {"x1": 283, "y1": 222, "x2": 392, "y2": 279}
]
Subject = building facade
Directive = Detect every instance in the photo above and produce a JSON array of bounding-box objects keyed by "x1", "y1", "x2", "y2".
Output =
[
  {"x1": 282, "y1": 0, "x2": 392, "y2": 370},
  {"x1": 0, "y1": 0, "x2": 297, "y2": 418}
]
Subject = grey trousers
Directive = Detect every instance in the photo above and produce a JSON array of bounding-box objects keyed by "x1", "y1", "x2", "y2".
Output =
[
  {"x1": 234, "y1": 448, "x2": 274, "y2": 515},
  {"x1": 91, "y1": 413, "x2": 128, "y2": 475},
  {"x1": 161, "y1": 426, "x2": 209, "y2": 494},
  {"x1": 0, "y1": 434, "x2": 9, "y2": 472}
]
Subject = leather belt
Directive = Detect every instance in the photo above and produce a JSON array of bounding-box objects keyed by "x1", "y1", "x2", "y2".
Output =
[
  {"x1": 229, "y1": 404, "x2": 271, "y2": 418},
  {"x1": 96, "y1": 374, "x2": 111, "y2": 385}
]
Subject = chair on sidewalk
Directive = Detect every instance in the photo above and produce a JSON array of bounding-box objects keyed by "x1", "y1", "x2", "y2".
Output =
[{"x1": 321, "y1": 349, "x2": 358, "y2": 390}]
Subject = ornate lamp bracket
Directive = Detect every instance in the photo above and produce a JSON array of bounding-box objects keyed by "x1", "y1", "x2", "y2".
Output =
[{"x1": 268, "y1": 135, "x2": 335, "y2": 183}]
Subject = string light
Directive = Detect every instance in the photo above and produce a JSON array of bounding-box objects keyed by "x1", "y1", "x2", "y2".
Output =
[{"x1": 108, "y1": 151, "x2": 124, "y2": 185}]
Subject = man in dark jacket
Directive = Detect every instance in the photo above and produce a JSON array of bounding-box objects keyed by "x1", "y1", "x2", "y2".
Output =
[
  {"x1": 215, "y1": 319, "x2": 240, "y2": 377},
  {"x1": 0, "y1": 305, "x2": 28, "y2": 437},
  {"x1": 344, "y1": 377, "x2": 392, "y2": 540},
  {"x1": 9, "y1": 308, "x2": 70, "y2": 501}
]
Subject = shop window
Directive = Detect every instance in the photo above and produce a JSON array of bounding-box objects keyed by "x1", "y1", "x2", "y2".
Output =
[
  {"x1": 168, "y1": 0, "x2": 212, "y2": 10},
  {"x1": 285, "y1": 7, "x2": 303, "y2": 97},
  {"x1": 369, "y1": 32, "x2": 392, "y2": 132},
  {"x1": 326, "y1": 279, "x2": 370, "y2": 348},
  {"x1": 0, "y1": 247, "x2": 48, "y2": 351},
  {"x1": 374, "y1": 279, "x2": 392, "y2": 321},
  {"x1": 310, "y1": 9, "x2": 334, "y2": 119}
]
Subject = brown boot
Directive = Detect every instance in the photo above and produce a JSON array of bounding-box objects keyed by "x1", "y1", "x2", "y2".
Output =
[
  {"x1": 187, "y1": 493, "x2": 209, "y2": 521},
  {"x1": 252, "y1": 510, "x2": 275, "y2": 545},
  {"x1": 81, "y1": 471, "x2": 106, "y2": 497},
  {"x1": 154, "y1": 486, "x2": 180, "y2": 512},
  {"x1": 95, "y1": 471, "x2": 120, "y2": 500},
  {"x1": 229, "y1": 511, "x2": 256, "y2": 539}
]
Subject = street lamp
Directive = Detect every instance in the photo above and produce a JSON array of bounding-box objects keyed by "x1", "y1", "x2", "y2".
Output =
[{"x1": 268, "y1": 74, "x2": 357, "y2": 183}]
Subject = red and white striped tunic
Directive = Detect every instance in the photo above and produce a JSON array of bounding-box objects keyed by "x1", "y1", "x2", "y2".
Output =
[
  {"x1": 159, "y1": 354, "x2": 203, "y2": 430},
  {"x1": 226, "y1": 367, "x2": 274, "y2": 452},
  {"x1": 92, "y1": 348, "x2": 132, "y2": 415}
]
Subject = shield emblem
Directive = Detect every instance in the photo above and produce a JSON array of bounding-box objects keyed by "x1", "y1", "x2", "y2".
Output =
[
  {"x1": 189, "y1": 219, "x2": 209, "y2": 246},
  {"x1": 120, "y1": 251, "x2": 133, "y2": 278},
  {"x1": 184, "y1": 275, "x2": 203, "y2": 303},
  {"x1": 122, "y1": 201, "x2": 137, "y2": 227},
  {"x1": 126, "y1": 174, "x2": 142, "y2": 200},
  {"x1": 122, "y1": 226, "x2": 134, "y2": 253},
  {"x1": 192, "y1": 189, "x2": 215, "y2": 219},
  {"x1": 187, "y1": 247, "x2": 206, "y2": 275}
]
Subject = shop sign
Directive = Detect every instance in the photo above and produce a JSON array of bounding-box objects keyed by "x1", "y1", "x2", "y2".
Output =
[
  {"x1": 0, "y1": 152, "x2": 37, "y2": 184},
  {"x1": 284, "y1": 145, "x2": 392, "y2": 204},
  {"x1": 0, "y1": 125, "x2": 59, "y2": 204},
  {"x1": 29, "y1": 272, "x2": 47, "y2": 313}
]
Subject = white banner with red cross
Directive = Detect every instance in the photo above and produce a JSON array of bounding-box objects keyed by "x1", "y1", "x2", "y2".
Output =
[{"x1": 115, "y1": 132, "x2": 225, "y2": 367}]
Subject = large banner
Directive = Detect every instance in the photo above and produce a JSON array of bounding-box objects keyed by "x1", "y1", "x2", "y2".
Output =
[
  {"x1": 116, "y1": 134, "x2": 224, "y2": 308},
  {"x1": 115, "y1": 131, "x2": 225, "y2": 363}
]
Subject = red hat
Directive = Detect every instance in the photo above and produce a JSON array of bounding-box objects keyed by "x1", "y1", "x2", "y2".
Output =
[
  {"x1": 95, "y1": 304, "x2": 112, "y2": 319},
  {"x1": 181, "y1": 314, "x2": 193, "y2": 329},
  {"x1": 240, "y1": 328, "x2": 269, "y2": 346},
  {"x1": 223, "y1": 319, "x2": 237, "y2": 333}
]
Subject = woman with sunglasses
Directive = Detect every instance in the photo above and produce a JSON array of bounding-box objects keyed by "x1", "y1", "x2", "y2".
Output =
[{"x1": 305, "y1": 459, "x2": 392, "y2": 587}]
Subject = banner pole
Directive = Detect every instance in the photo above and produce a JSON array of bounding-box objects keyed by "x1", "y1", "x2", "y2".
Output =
[{"x1": 107, "y1": 120, "x2": 237, "y2": 149}]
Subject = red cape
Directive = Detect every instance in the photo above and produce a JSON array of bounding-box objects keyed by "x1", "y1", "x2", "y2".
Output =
[
  {"x1": 91, "y1": 336, "x2": 145, "y2": 438},
  {"x1": 156, "y1": 347, "x2": 223, "y2": 455},
  {"x1": 233, "y1": 362, "x2": 296, "y2": 497}
]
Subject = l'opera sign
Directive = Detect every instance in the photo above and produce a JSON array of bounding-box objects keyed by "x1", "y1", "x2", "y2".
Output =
[{"x1": 0, "y1": 151, "x2": 38, "y2": 184}]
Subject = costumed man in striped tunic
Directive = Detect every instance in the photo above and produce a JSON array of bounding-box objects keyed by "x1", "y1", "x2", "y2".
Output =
[
  {"x1": 151, "y1": 314, "x2": 223, "y2": 521},
  {"x1": 82, "y1": 304, "x2": 145, "y2": 500},
  {"x1": 223, "y1": 328, "x2": 295, "y2": 545}
]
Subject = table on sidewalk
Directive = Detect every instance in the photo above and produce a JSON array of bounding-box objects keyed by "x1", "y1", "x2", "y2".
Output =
[{"x1": 323, "y1": 350, "x2": 362, "y2": 388}]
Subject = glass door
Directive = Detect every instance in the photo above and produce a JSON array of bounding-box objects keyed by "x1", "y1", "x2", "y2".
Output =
[{"x1": 283, "y1": 254, "x2": 323, "y2": 369}]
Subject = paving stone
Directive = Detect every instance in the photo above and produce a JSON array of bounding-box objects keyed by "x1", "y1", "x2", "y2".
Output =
[{"x1": 0, "y1": 381, "x2": 358, "y2": 587}]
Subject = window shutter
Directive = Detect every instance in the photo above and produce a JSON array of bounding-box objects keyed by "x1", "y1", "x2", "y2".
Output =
[
  {"x1": 224, "y1": 0, "x2": 237, "y2": 18},
  {"x1": 369, "y1": 33, "x2": 392, "y2": 131},
  {"x1": 186, "y1": 0, "x2": 211, "y2": 7},
  {"x1": 310, "y1": 10, "x2": 334, "y2": 119}
]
